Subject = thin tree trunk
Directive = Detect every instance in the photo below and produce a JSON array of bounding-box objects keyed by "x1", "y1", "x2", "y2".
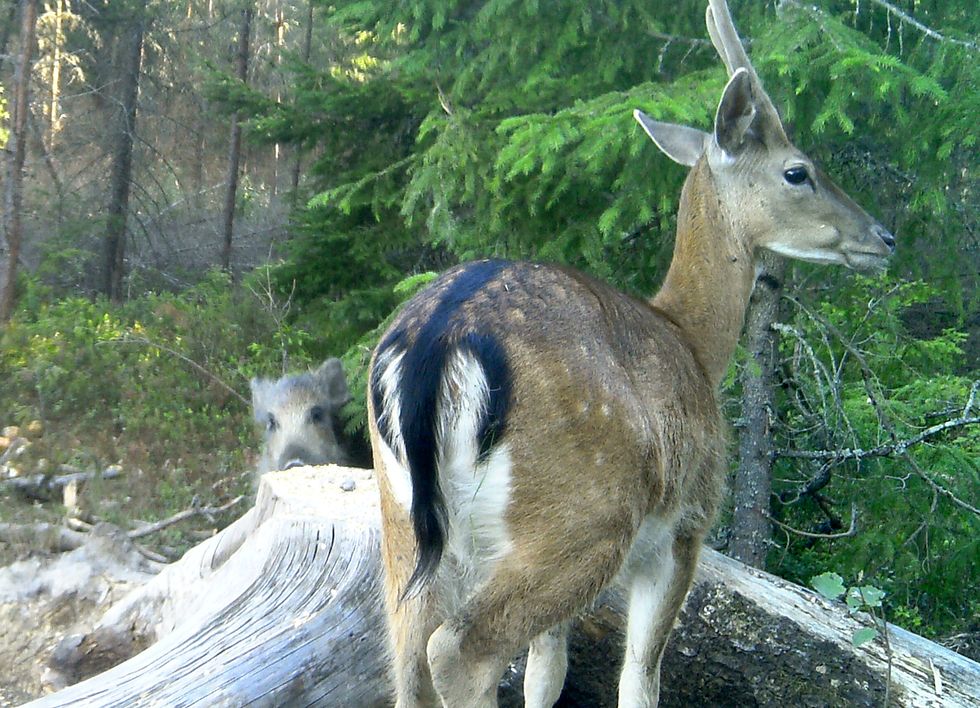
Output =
[
  {"x1": 1, "y1": 0, "x2": 38, "y2": 322},
  {"x1": 28, "y1": 107, "x2": 65, "y2": 224},
  {"x1": 220, "y1": 4, "x2": 252, "y2": 273},
  {"x1": 272, "y1": 1, "x2": 284, "y2": 196},
  {"x1": 0, "y1": 0, "x2": 19, "y2": 63},
  {"x1": 47, "y1": 0, "x2": 65, "y2": 149},
  {"x1": 191, "y1": 101, "x2": 207, "y2": 210},
  {"x1": 290, "y1": 0, "x2": 314, "y2": 194},
  {"x1": 729, "y1": 252, "x2": 785, "y2": 567},
  {"x1": 102, "y1": 1, "x2": 147, "y2": 302}
]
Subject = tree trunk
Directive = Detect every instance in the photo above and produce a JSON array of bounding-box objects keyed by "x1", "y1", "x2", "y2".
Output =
[
  {"x1": 0, "y1": 0, "x2": 38, "y2": 322},
  {"x1": 290, "y1": 0, "x2": 314, "y2": 194},
  {"x1": 220, "y1": 4, "x2": 252, "y2": 273},
  {"x1": 24, "y1": 466, "x2": 979, "y2": 707},
  {"x1": 0, "y1": 0, "x2": 20, "y2": 69},
  {"x1": 102, "y1": 1, "x2": 147, "y2": 302},
  {"x1": 46, "y1": 0, "x2": 65, "y2": 149},
  {"x1": 729, "y1": 252, "x2": 785, "y2": 567}
]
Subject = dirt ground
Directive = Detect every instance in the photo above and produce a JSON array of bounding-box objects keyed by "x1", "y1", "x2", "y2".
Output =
[{"x1": 0, "y1": 525, "x2": 161, "y2": 705}]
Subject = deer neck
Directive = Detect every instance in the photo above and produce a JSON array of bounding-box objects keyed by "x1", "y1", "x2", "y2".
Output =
[{"x1": 651, "y1": 159, "x2": 757, "y2": 389}]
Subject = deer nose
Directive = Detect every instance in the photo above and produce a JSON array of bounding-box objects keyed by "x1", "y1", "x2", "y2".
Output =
[{"x1": 873, "y1": 223, "x2": 896, "y2": 252}]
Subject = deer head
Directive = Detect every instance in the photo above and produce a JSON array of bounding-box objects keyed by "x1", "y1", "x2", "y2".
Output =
[{"x1": 635, "y1": 0, "x2": 895, "y2": 272}]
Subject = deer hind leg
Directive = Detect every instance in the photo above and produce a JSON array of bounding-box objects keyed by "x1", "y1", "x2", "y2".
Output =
[
  {"x1": 524, "y1": 621, "x2": 570, "y2": 708},
  {"x1": 617, "y1": 528, "x2": 702, "y2": 708},
  {"x1": 427, "y1": 517, "x2": 632, "y2": 708},
  {"x1": 388, "y1": 587, "x2": 442, "y2": 708},
  {"x1": 376, "y1": 467, "x2": 442, "y2": 708}
]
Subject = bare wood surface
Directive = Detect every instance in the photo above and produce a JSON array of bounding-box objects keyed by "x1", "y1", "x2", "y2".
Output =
[
  {"x1": 26, "y1": 467, "x2": 389, "y2": 707},
  {"x1": 24, "y1": 466, "x2": 980, "y2": 707}
]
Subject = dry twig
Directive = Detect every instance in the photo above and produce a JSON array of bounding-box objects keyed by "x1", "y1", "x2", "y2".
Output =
[
  {"x1": 768, "y1": 502, "x2": 859, "y2": 540},
  {"x1": 128, "y1": 495, "x2": 245, "y2": 540}
]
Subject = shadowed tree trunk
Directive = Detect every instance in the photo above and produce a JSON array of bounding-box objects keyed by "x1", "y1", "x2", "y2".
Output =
[
  {"x1": 1, "y1": 0, "x2": 38, "y2": 322},
  {"x1": 729, "y1": 252, "x2": 785, "y2": 567},
  {"x1": 290, "y1": 0, "x2": 314, "y2": 194},
  {"x1": 0, "y1": 0, "x2": 19, "y2": 61},
  {"x1": 102, "y1": 0, "x2": 147, "y2": 302},
  {"x1": 220, "y1": 3, "x2": 252, "y2": 273}
]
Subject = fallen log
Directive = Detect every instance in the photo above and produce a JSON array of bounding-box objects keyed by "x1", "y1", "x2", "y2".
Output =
[
  {"x1": 1, "y1": 465, "x2": 124, "y2": 499},
  {"x1": 25, "y1": 465, "x2": 980, "y2": 707},
  {"x1": 0, "y1": 522, "x2": 88, "y2": 553}
]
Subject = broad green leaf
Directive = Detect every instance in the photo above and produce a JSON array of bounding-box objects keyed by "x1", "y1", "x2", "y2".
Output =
[
  {"x1": 852, "y1": 628, "x2": 879, "y2": 647},
  {"x1": 857, "y1": 586, "x2": 886, "y2": 608},
  {"x1": 811, "y1": 573, "x2": 846, "y2": 601}
]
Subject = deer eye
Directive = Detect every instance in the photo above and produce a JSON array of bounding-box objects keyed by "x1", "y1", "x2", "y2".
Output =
[
  {"x1": 784, "y1": 166, "x2": 809, "y2": 185},
  {"x1": 309, "y1": 406, "x2": 326, "y2": 424},
  {"x1": 266, "y1": 413, "x2": 278, "y2": 432}
]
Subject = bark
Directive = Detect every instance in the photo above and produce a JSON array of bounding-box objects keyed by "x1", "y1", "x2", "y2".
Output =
[
  {"x1": 0, "y1": 0, "x2": 19, "y2": 65},
  {"x1": 0, "y1": 0, "x2": 38, "y2": 322},
  {"x1": 220, "y1": 4, "x2": 252, "y2": 273},
  {"x1": 729, "y1": 251, "x2": 785, "y2": 567},
  {"x1": 290, "y1": 0, "x2": 315, "y2": 194},
  {"x1": 23, "y1": 466, "x2": 979, "y2": 707},
  {"x1": 46, "y1": 0, "x2": 66, "y2": 148},
  {"x1": 102, "y1": 1, "x2": 147, "y2": 301}
]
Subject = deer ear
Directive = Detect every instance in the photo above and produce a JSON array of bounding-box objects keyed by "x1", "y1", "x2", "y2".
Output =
[
  {"x1": 713, "y1": 68, "x2": 759, "y2": 157},
  {"x1": 634, "y1": 110, "x2": 707, "y2": 167}
]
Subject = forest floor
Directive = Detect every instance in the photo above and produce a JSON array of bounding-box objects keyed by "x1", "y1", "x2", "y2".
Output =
[{"x1": 0, "y1": 417, "x2": 257, "y2": 704}]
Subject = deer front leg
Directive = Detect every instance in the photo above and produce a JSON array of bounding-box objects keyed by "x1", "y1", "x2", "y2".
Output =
[
  {"x1": 617, "y1": 531, "x2": 702, "y2": 708},
  {"x1": 524, "y1": 622, "x2": 570, "y2": 708}
]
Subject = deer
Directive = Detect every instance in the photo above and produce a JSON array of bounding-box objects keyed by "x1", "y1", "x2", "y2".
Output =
[{"x1": 366, "y1": 1, "x2": 895, "y2": 706}]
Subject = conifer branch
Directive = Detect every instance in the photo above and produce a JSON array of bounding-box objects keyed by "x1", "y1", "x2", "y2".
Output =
[
  {"x1": 781, "y1": 0, "x2": 977, "y2": 52},
  {"x1": 775, "y1": 415, "x2": 980, "y2": 462},
  {"x1": 864, "y1": 0, "x2": 978, "y2": 51}
]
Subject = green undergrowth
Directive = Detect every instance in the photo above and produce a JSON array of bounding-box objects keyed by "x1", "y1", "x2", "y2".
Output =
[{"x1": 0, "y1": 270, "x2": 323, "y2": 563}]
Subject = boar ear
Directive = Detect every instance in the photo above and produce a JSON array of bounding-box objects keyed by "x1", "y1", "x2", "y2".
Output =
[
  {"x1": 314, "y1": 358, "x2": 351, "y2": 407},
  {"x1": 250, "y1": 378, "x2": 273, "y2": 423}
]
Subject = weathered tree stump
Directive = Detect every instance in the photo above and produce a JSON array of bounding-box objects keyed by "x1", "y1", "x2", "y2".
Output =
[
  {"x1": 24, "y1": 465, "x2": 980, "y2": 707},
  {"x1": 26, "y1": 467, "x2": 389, "y2": 707}
]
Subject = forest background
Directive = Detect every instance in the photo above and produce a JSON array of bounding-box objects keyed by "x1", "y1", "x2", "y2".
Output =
[{"x1": 0, "y1": 0, "x2": 977, "y2": 661}]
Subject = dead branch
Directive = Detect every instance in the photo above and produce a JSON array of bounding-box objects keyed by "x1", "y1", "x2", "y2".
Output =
[
  {"x1": 780, "y1": 0, "x2": 977, "y2": 52},
  {"x1": 775, "y1": 415, "x2": 980, "y2": 462},
  {"x1": 105, "y1": 335, "x2": 249, "y2": 407},
  {"x1": 768, "y1": 502, "x2": 859, "y2": 540},
  {"x1": 864, "y1": 0, "x2": 978, "y2": 51},
  {"x1": 1, "y1": 466, "x2": 124, "y2": 494},
  {"x1": 127, "y1": 496, "x2": 245, "y2": 539},
  {"x1": 0, "y1": 522, "x2": 87, "y2": 552},
  {"x1": 0, "y1": 437, "x2": 30, "y2": 465}
]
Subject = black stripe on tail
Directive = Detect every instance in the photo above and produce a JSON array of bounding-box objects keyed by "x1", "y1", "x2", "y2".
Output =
[{"x1": 371, "y1": 260, "x2": 512, "y2": 598}]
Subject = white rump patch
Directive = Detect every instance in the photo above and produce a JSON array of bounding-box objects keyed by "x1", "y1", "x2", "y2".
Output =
[
  {"x1": 373, "y1": 349, "x2": 412, "y2": 510},
  {"x1": 436, "y1": 349, "x2": 514, "y2": 576}
]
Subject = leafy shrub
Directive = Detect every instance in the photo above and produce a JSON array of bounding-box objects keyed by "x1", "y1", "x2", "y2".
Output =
[
  {"x1": 765, "y1": 274, "x2": 979, "y2": 641},
  {"x1": 0, "y1": 270, "x2": 320, "y2": 555}
]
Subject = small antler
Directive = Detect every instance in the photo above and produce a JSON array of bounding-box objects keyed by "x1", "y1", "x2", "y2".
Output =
[
  {"x1": 705, "y1": 0, "x2": 756, "y2": 80},
  {"x1": 706, "y1": 0, "x2": 784, "y2": 137}
]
